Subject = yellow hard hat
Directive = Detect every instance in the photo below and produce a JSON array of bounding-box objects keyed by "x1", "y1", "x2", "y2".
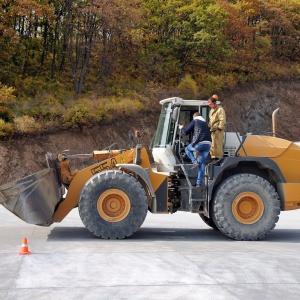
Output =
[{"x1": 213, "y1": 94, "x2": 218, "y2": 100}]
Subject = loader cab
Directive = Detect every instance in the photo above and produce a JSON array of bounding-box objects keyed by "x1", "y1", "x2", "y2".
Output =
[
  {"x1": 152, "y1": 97, "x2": 210, "y2": 172},
  {"x1": 177, "y1": 105, "x2": 210, "y2": 149}
]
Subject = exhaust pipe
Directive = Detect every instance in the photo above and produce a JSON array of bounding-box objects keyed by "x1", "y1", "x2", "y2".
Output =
[{"x1": 272, "y1": 108, "x2": 280, "y2": 137}]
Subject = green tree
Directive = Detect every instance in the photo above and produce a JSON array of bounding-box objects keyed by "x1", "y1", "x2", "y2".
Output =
[
  {"x1": 190, "y1": 1, "x2": 232, "y2": 73},
  {"x1": 141, "y1": 0, "x2": 232, "y2": 83}
]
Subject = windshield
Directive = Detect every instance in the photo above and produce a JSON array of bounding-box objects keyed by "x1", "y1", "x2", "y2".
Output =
[
  {"x1": 153, "y1": 102, "x2": 211, "y2": 148},
  {"x1": 154, "y1": 103, "x2": 176, "y2": 147}
]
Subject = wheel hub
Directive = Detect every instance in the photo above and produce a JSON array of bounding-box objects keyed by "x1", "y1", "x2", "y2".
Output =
[
  {"x1": 97, "y1": 189, "x2": 131, "y2": 222},
  {"x1": 232, "y1": 192, "x2": 264, "y2": 224}
]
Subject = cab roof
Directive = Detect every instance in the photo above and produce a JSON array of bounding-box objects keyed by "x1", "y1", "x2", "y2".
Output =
[{"x1": 159, "y1": 97, "x2": 216, "y2": 106}]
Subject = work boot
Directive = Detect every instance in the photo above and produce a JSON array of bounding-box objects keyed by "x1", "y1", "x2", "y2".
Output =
[
  {"x1": 191, "y1": 162, "x2": 199, "y2": 169},
  {"x1": 195, "y1": 182, "x2": 206, "y2": 188}
]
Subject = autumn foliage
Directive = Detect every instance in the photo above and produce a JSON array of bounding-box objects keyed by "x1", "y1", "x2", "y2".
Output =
[{"x1": 0, "y1": 0, "x2": 299, "y2": 135}]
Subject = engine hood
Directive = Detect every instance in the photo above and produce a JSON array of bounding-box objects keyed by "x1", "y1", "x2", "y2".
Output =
[{"x1": 237, "y1": 135, "x2": 293, "y2": 158}]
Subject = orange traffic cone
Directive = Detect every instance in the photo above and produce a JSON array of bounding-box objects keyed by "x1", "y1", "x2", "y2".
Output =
[{"x1": 18, "y1": 237, "x2": 31, "y2": 255}]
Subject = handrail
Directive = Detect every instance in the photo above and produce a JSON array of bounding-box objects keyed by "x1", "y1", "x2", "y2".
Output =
[{"x1": 224, "y1": 122, "x2": 248, "y2": 157}]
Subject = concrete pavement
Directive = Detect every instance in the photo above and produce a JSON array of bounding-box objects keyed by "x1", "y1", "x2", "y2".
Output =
[{"x1": 1, "y1": 205, "x2": 300, "y2": 299}]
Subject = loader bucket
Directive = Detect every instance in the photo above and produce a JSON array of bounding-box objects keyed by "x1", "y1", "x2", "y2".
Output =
[{"x1": 0, "y1": 168, "x2": 63, "y2": 226}]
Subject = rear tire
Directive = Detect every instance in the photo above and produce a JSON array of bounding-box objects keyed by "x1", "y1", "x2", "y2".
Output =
[
  {"x1": 211, "y1": 173, "x2": 280, "y2": 241},
  {"x1": 79, "y1": 170, "x2": 148, "y2": 239}
]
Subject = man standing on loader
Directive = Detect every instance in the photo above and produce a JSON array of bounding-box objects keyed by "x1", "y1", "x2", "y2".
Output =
[
  {"x1": 179, "y1": 112, "x2": 211, "y2": 187},
  {"x1": 208, "y1": 94, "x2": 226, "y2": 160}
]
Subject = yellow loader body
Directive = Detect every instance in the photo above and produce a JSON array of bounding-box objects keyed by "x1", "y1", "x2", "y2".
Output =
[
  {"x1": 54, "y1": 147, "x2": 168, "y2": 222},
  {"x1": 237, "y1": 135, "x2": 300, "y2": 210}
]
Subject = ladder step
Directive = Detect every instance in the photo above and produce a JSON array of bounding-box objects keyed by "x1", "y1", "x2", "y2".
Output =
[
  {"x1": 179, "y1": 186, "x2": 207, "y2": 190},
  {"x1": 190, "y1": 199, "x2": 205, "y2": 213}
]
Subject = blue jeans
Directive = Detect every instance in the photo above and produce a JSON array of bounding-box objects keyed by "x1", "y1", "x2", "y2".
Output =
[{"x1": 185, "y1": 143, "x2": 211, "y2": 185}]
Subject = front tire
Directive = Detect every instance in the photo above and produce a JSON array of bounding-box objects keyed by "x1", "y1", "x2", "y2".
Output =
[
  {"x1": 211, "y1": 173, "x2": 280, "y2": 241},
  {"x1": 79, "y1": 170, "x2": 148, "y2": 239}
]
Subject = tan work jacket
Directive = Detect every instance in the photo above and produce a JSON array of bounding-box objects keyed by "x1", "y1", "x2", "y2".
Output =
[{"x1": 208, "y1": 106, "x2": 226, "y2": 132}]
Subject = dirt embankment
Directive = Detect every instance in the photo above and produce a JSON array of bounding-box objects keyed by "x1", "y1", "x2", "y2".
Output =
[
  {"x1": 0, "y1": 79, "x2": 299, "y2": 185},
  {"x1": 221, "y1": 79, "x2": 300, "y2": 139}
]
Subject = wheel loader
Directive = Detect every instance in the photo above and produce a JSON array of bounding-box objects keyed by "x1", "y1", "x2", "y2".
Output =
[{"x1": 1, "y1": 97, "x2": 300, "y2": 240}]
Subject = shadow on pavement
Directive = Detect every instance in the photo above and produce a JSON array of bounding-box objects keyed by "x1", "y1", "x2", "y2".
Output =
[
  {"x1": 47, "y1": 226, "x2": 300, "y2": 243},
  {"x1": 263, "y1": 229, "x2": 300, "y2": 243},
  {"x1": 47, "y1": 226, "x2": 226, "y2": 242}
]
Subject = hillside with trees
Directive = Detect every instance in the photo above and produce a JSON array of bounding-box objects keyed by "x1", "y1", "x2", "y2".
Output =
[{"x1": 0, "y1": 0, "x2": 299, "y2": 136}]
